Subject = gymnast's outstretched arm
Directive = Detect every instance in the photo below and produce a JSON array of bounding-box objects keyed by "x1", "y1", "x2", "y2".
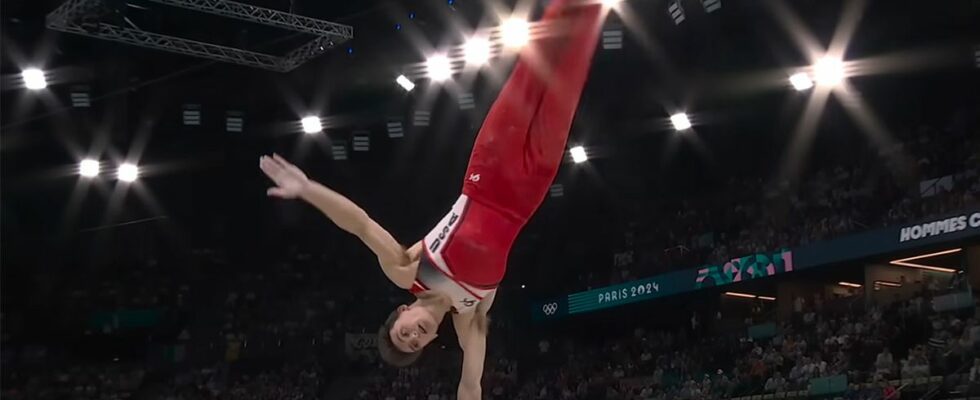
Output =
[
  {"x1": 260, "y1": 154, "x2": 418, "y2": 288},
  {"x1": 453, "y1": 291, "x2": 496, "y2": 400}
]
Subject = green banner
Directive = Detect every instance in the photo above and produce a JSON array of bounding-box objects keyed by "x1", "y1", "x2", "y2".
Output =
[
  {"x1": 748, "y1": 322, "x2": 778, "y2": 340},
  {"x1": 809, "y1": 375, "x2": 847, "y2": 396},
  {"x1": 694, "y1": 250, "x2": 793, "y2": 288},
  {"x1": 567, "y1": 269, "x2": 691, "y2": 314},
  {"x1": 532, "y1": 250, "x2": 792, "y2": 320},
  {"x1": 89, "y1": 309, "x2": 164, "y2": 331},
  {"x1": 532, "y1": 208, "x2": 980, "y2": 322}
]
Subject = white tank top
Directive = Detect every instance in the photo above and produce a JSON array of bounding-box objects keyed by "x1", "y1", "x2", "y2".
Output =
[{"x1": 410, "y1": 195, "x2": 496, "y2": 314}]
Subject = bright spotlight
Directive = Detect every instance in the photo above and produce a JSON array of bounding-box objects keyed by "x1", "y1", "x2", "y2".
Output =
[
  {"x1": 789, "y1": 73, "x2": 814, "y2": 91},
  {"x1": 670, "y1": 113, "x2": 692, "y2": 131},
  {"x1": 79, "y1": 159, "x2": 100, "y2": 178},
  {"x1": 570, "y1": 146, "x2": 588, "y2": 163},
  {"x1": 464, "y1": 37, "x2": 492, "y2": 66},
  {"x1": 501, "y1": 18, "x2": 530, "y2": 49},
  {"x1": 814, "y1": 57, "x2": 845, "y2": 87},
  {"x1": 22, "y1": 68, "x2": 47, "y2": 90},
  {"x1": 117, "y1": 163, "x2": 139, "y2": 182},
  {"x1": 426, "y1": 55, "x2": 452, "y2": 82},
  {"x1": 301, "y1": 116, "x2": 322, "y2": 134},
  {"x1": 396, "y1": 75, "x2": 416, "y2": 92}
]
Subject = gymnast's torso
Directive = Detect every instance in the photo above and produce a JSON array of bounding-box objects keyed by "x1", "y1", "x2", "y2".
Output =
[{"x1": 408, "y1": 194, "x2": 519, "y2": 313}]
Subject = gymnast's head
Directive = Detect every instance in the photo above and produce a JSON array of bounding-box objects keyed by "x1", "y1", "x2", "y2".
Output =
[{"x1": 378, "y1": 297, "x2": 443, "y2": 367}]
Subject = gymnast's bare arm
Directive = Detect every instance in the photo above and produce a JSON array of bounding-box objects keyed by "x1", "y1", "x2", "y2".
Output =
[
  {"x1": 453, "y1": 291, "x2": 496, "y2": 400},
  {"x1": 260, "y1": 154, "x2": 419, "y2": 288}
]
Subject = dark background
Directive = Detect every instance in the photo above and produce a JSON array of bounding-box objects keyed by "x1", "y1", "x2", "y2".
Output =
[{"x1": 2, "y1": 0, "x2": 979, "y2": 364}]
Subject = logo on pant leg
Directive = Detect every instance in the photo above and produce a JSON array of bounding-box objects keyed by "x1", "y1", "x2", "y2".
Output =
[{"x1": 468, "y1": 173, "x2": 481, "y2": 182}]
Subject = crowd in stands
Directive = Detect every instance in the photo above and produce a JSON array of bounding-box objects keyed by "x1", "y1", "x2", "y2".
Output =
[
  {"x1": 355, "y1": 275, "x2": 979, "y2": 400},
  {"x1": 9, "y1": 278, "x2": 979, "y2": 400},
  {"x1": 2, "y1": 360, "x2": 326, "y2": 400},
  {"x1": 144, "y1": 361, "x2": 326, "y2": 400},
  {"x1": 2, "y1": 363, "x2": 146, "y2": 400},
  {"x1": 599, "y1": 120, "x2": 979, "y2": 288},
  {"x1": 55, "y1": 256, "x2": 190, "y2": 336}
]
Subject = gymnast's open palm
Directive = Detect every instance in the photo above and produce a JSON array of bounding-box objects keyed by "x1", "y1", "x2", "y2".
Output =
[{"x1": 260, "y1": 154, "x2": 309, "y2": 199}]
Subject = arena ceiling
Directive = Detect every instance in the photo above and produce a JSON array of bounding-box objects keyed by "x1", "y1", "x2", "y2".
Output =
[{"x1": 1, "y1": 0, "x2": 978, "y2": 271}]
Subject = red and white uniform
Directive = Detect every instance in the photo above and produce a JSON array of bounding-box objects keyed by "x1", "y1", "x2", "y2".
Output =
[{"x1": 410, "y1": 0, "x2": 604, "y2": 313}]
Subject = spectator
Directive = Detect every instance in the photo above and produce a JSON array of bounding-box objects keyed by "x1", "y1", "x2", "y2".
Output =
[
  {"x1": 881, "y1": 378, "x2": 900, "y2": 400},
  {"x1": 902, "y1": 347, "x2": 930, "y2": 378},
  {"x1": 764, "y1": 371, "x2": 787, "y2": 393},
  {"x1": 968, "y1": 358, "x2": 980, "y2": 395},
  {"x1": 875, "y1": 348, "x2": 895, "y2": 378}
]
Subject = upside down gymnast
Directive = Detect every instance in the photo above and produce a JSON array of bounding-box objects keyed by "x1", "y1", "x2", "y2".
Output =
[{"x1": 259, "y1": 0, "x2": 604, "y2": 398}]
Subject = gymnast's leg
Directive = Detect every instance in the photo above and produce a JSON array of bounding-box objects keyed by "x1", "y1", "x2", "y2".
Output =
[{"x1": 462, "y1": 0, "x2": 604, "y2": 220}]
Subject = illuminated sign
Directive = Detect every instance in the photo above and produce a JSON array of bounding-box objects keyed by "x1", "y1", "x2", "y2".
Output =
[
  {"x1": 695, "y1": 251, "x2": 793, "y2": 288},
  {"x1": 899, "y1": 212, "x2": 980, "y2": 243},
  {"x1": 532, "y1": 208, "x2": 980, "y2": 321},
  {"x1": 532, "y1": 250, "x2": 791, "y2": 320}
]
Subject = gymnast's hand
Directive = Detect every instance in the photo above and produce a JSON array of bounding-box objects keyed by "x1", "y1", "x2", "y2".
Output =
[{"x1": 260, "y1": 154, "x2": 309, "y2": 199}]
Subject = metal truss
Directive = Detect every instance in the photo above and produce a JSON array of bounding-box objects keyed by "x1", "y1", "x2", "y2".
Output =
[
  {"x1": 46, "y1": 0, "x2": 353, "y2": 72},
  {"x1": 145, "y1": 0, "x2": 353, "y2": 38}
]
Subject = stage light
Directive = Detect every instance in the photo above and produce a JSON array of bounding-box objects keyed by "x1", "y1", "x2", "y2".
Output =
[
  {"x1": 838, "y1": 282, "x2": 863, "y2": 288},
  {"x1": 414, "y1": 110, "x2": 431, "y2": 127},
  {"x1": 426, "y1": 54, "x2": 452, "y2": 82},
  {"x1": 874, "y1": 280, "x2": 901, "y2": 288},
  {"x1": 353, "y1": 131, "x2": 370, "y2": 152},
  {"x1": 521, "y1": 284, "x2": 526, "y2": 289},
  {"x1": 889, "y1": 248, "x2": 961, "y2": 273},
  {"x1": 724, "y1": 292, "x2": 756, "y2": 299},
  {"x1": 670, "y1": 113, "x2": 692, "y2": 131},
  {"x1": 758, "y1": 296, "x2": 776, "y2": 301},
  {"x1": 331, "y1": 141, "x2": 348, "y2": 160},
  {"x1": 387, "y1": 121, "x2": 405, "y2": 138},
  {"x1": 789, "y1": 73, "x2": 814, "y2": 91},
  {"x1": 891, "y1": 248, "x2": 962, "y2": 262},
  {"x1": 458, "y1": 92, "x2": 475, "y2": 110},
  {"x1": 70, "y1": 86, "x2": 91, "y2": 107},
  {"x1": 570, "y1": 146, "x2": 588, "y2": 163},
  {"x1": 117, "y1": 163, "x2": 139, "y2": 182},
  {"x1": 602, "y1": 0, "x2": 621, "y2": 7},
  {"x1": 667, "y1": 0, "x2": 686, "y2": 25},
  {"x1": 549, "y1": 183, "x2": 564, "y2": 198},
  {"x1": 301, "y1": 116, "x2": 322, "y2": 134},
  {"x1": 501, "y1": 18, "x2": 530, "y2": 49},
  {"x1": 814, "y1": 57, "x2": 845, "y2": 87},
  {"x1": 226, "y1": 111, "x2": 244, "y2": 133},
  {"x1": 79, "y1": 159, "x2": 100, "y2": 178},
  {"x1": 602, "y1": 28, "x2": 623, "y2": 50},
  {"x1": 396, "y1": 75, "x2": 416, "y2": 92},
  {"x1": 701, "y1": 0, "x2": 721, "y2": 13},
  {"x1": 183, "y1": 104, "x2": 202, "y2": 126},
  {"x1": 22, "y1": 68, "x2": 47, "y2": 90},
  {"x1": 464, "y1": 37, "x2": 491, "y2": 66}
]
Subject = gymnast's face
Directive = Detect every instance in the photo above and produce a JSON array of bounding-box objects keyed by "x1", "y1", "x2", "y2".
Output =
[{"x1": 390, "y1": 304, "x2": 439, "y2": 353}]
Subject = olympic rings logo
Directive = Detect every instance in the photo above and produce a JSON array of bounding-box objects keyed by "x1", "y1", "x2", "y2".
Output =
[{"x1": 542, "y1": 303, "x2": 559, "y2": 315}]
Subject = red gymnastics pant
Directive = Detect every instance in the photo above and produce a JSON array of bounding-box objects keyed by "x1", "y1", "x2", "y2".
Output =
[
  {"x1": 428, "y1": 0, "x2": 603, "y2": 287},
  {"x1": 462, "y1": 0, "x2": 604, "y2": 223}
]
